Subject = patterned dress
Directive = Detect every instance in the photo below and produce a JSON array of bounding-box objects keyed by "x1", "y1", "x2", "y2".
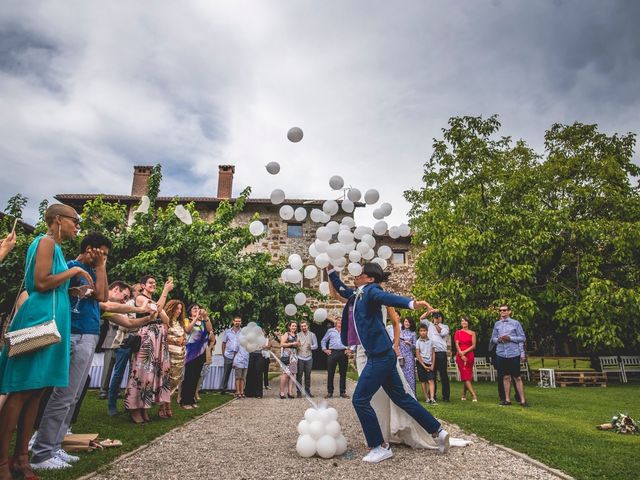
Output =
[
  {"x1": 125, "y1": 322, "x2": 171, "y2": 409},
  {"x1": 166, "y1": 321, "x2": 186, "y2": 394},
  {"x1": 399, "y1": 328, "x2": 417, "y2": 394}
]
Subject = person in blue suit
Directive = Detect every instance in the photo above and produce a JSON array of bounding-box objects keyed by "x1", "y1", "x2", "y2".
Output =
[{"x1": 327, "y1": 262, "x2": 450, "y2": 463}]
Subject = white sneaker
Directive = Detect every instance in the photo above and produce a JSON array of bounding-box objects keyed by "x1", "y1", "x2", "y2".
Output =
[
  {"x1": 362, "y1": 445, "x2": 393, "y2": 463},
  {"x1": 28, "y1": 431, "x2": 38, "y2": 452},
  {"x1": 436, "y1": 428, "x2": 450, "y2": 454},
  {"x1": 31, "y1": 456, "x2": 72, "y2": 470},
  {"x1": 55, "y1": 449, "x2": 80, "y2": 463}
]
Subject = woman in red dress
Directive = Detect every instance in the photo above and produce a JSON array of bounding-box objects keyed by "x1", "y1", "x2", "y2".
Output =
[{"x1": 454, "y1": 316, "x2": 478, "y2": 401}]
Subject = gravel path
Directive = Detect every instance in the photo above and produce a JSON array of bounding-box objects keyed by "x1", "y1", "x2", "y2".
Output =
[{"x1": 92, "y1": 376, "x2": 568, "y2": 480}]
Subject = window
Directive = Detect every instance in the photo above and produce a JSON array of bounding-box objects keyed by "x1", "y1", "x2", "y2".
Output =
[
  {"x1": 392, "y1": 251, "x2": 406, "y2": 265},
  {"x1": 287, "y1": 223, "x2": 303, "y2": 238}
]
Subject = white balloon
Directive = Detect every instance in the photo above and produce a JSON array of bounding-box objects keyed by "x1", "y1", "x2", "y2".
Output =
[
  {"x1": 335, "y1": 435, "x2": 348, "y2": 455},
  {"x1": 341, "y1": 216, "x2": 355, "y2": 228},
  {"x1": 327, "y1": 243, "x2": 346, "y2": 259},
  {"x1": 362, "y1": 249, "x2": 375, "y2": 260},
  {"x1": 337, "y1": 230, "x2": 354, "y2": 244},
  {"x1": 372, "y1": 208, "x2": 385, "y2": 220},
  {"x1": 270, "y1": 189, "x2": 285, "y2": 205},
  {"x1": 354, "y1": 226, "x2": 372, "y2": 240},
  {"x1": 347, "y1": 188, "x2": 361, "y2": 202},
  {"x1": 317, "y1": 408, "x2": 332, "y2": 424},
  {"x1": 356, "y1": 242, "x2": 371, "y2": 255},
  {"x1": 325, "y1": 420, "x2": 341, "y2": 438},
  {"x1": 247, "y1": 321, "x2": 258, "y2": 329},
  {"x1": 347, "y1": 262, "x2": 363, "y2": 276},
  {"x1": 330, "y1": 256, "x2": 346, "y2": 268},
  {"x1": 309, "y1": 420, "x2": 325, "y2": 440},
  {"x1": 289, "y1": 254, "x2": 303, "y2": 270},
  {"x1": 296, "y1": 434, "x2": 316, "y2": 458},
  {"x1": 294, "y1": 207, "x2": 307, "y2": 221},
  {"x1": 326, "y1": 221, "x2": 340, "y2": 235},
  {"x1": 348, "y1": 250, "x2": 362, "y2": 263},
  {"x1": 319, "y1": 282, "x2": 330, "y2": 296},
  {"x1": 399, "y1": 223, "x2": 411, "y2": 237},
  {"x1": 287, "y1": 127, "x2": 304, "y2": 143},
  {"x1": 249, "y1": 220, "x2": 265, "y2": 236},
  {"x1": 341, "y1": 198, "x2": 354, "y2": 213},
  {"x1": 287, "y1": 269, "x2": 303, "y2": 284},
  {"x1": 373, "y1": 221, "x2": 388, "y2": 236},
  {"x1": 361, "y1": 234, "x2": 376, "y2": 248},
  {"x1": 294, "y1": 292, "x2": 307, "y2": 306},
  {"x1": 285, "y1": 304, "x2": 297, "y2": 316},
  {"x1": 378, "y1": 245, "x2": 393, "y2": 260},
  {"x1": 134, "y1": 195, "x2": 150, "y2": 215},
  {"x1": 266, "y1": 162, "x2": 280, "y2": 174},
  {"x1": 380, "y1": 202, "x2": 393, "y2": 216},
  {"x1": 322, "y1": 200, "x2": 339, "y2": 216},
  {"x1": 320, "y1": 212, "x2": 331, "y2": 224},
  {"x1": 314, "y1": 253, "x2": 330, "y2": 269},
  {"x1": 304, "y1": 265, "x2": 318, "y2": 279},
  {"x1": 316, "y1": 435, "x2": 337, "y2": 459},
  {"x1": 372, "y1": 257, "x2": 388, "y2": 270},
  {"x1": 281, "y1": 269, "x2": 291, "y2": 282},
  {"x1": 174, "y1": 205, "x2": 193, "y2": 225},
  {"x1": 310, "y1": 209, "x2": 324, "y2": 223},
  {"x1": 279, "y1": 205, "x2": 294, "y2": 220},
  {"x1": 308, "y1": 243, "x2": 319, "y2": 257},
  {"x1": 314, "y1": 308, "x2": 328, "y2": 323},
  {"x1": 329, "y1": 175, "x2": 344, "y2": 190},
  {"x1": 388, "y1": 226, "x2": 400, "y2": 239},
  {"x1": 297, "y1": 419, "x2": 311, "y2": 435},
  {"x1": 316, "y1": 226, "x2": 332, "y2": 242},
  {"x1": 326, "y1": 407, "x2": 338, "y2": 422},
  {"x1": 314, "y1": 239, "x2": 329, "y2": 253},
  {"x1": 239, "y1": 336, "x2": 249, "y2": 348},
  {"x1": 364, "y1": 189, "x2": 380, "y2": 205},
  {"x1": 305, "y1": 408, "x2": 319, "y2": 423}
]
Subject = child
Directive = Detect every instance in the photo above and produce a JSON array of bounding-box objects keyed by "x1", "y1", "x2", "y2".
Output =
[
  {"x1": 415, "y1": 324, "x2": 437, "y2": 404},
  {"x1": 233, "y1": 344, "x2": 249, "y2": 398}
]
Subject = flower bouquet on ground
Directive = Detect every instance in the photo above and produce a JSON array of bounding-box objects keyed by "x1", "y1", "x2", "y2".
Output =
[{"x1": 596, "y1": 413, "x2": 638, "y2": 434}]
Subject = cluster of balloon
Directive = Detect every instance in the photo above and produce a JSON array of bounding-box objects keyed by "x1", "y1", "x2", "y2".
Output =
[
  {"x1": 238, "y1": 322, "x2": 267, "y2": 353},
  {"x1": 296, "y1": 407, "x2": 348, "y2": 459}
]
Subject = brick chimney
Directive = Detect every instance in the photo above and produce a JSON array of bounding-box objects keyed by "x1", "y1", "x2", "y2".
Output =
[
  {"x1": 217, "y1": 165, "x2": 235, "y2": 199},
  {"x1": 131, "y1": 166, "x2": 153, "y2": 196}
]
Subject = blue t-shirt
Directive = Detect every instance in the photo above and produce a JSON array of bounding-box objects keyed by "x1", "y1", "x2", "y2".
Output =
[{"x1": 67, "y1": 260, "x2": 101, "y2": 335}]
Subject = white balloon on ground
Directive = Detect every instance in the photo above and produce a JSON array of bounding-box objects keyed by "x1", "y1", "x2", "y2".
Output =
[
  {"x1": 325, "y1": 420, "x2": 342, "y2": 438},
  {"x1": 348, "y1": 250, "x2": 362, "y2": 263},
  {"x1": 314, "y1": 253, "x2": 330, "y2": 269},
  {"x1": 309, "y1": 421, "x2": 324, "y2": 440},
  {"x1": 372, "y1": 208, "x2": 385, "y2": 220},
  {"x1": 289, "y1": 254, "x2": 303, "y2": 270},
  {"x1": 285, "y1": 304, "x2": 297, "y2": 316},
  {"x1": 326, "y1": 221, "x2": 340, "y2": 235},
  {"x1": 372, "y1": 257, "x2": 388, "y2": 270},
  {"x1": 329, "y1": 175, "x2": 344, "y2": 190},
  {"x1": 316, "y1": 226, "x2": 332, "y2": 242},
  {"x1": 388, "y1": 226, "x2": 400, "y2": 239},
  {"x1": 361, "y1": 234, "x2": 376, "y2": 249},
  {"x1": 373, "y1": 221, "x2": 388, "y2": 236},
  {"x1": 266, "y1": 162, "x2": 280, "y2": 174},
  {"x1": 348, "y1": 263, "x2": 363, "y2": 276},
  {"x1": 249, "y1": 220, "x2": 265, "y2": 236},
  {"x1": 327, "y1": 243, "x2": 346, "y2": 259},
  {"x1": 399, "y1": 223, "x2": 411, "y2": 237},
  {"x1": 322, "y1": 200, "x2": 339, "y2": 216},
  {"x1": 335, "y1": 435, "x2": 348, "y2": 455},
  {"x1": 134, "y1": 195, "x2": 150, "y2": 214},
  {"x1": 314, "y1": 308, "x2": 328, "y2": 323},
  {"x1": 380, "y1": 202, "x2": 393, "y2": 216},
  {"x1": 308, "y1": 243, "x2": 319, "y2": 257},
  {"x1": 310, "y1": 209, "x2": 324, "y2": 223},
  {"x1": 314, "y1": 239, "x2": 329, "y2": 253},
  {"x1": 316, "y1": 435, "x2": 337, "y2": 459},
  {"x1": 287, "y1": 127, "x2": 304, "y2": 143},
  {"x1": 304, "y1": 265, "x2": 318, "y2": 279},
  {"x1": 297, "y1": 420, "x2": 311, "y2": 435},
  {"x1": 347, "y1": 188, "x2": 361, "y2": 202},
  {"x1": 362, "y1": 249, "x2": 375, "y2": 260},
  {"x1": 364, "y1": 189, "x2": 380, "y2": 205},
  {"x1": 326, "y1": 407, "x2": 338, "y2": 421},
  {"x1": 287, "y1": 269, "x2": 303, "y2": 284},
  {"x1": 296, "y1": 434, "x2": 316, "y2": 458},
  {"x1": 294, "y1": 292, "x2": 307, "y2": 306},
  {"x1": 279, "y1": 205, "x2": 294, "y2": 220},
  {"x1": 378, "y1": 245, "x2": 392, "y2": 260},
  {"x1": 341, "y1": 216, "x2": 355, "y2": 228},
  {"x1": 337, "y1": 230, "x2": 354, "y2": 245},
  {"x1": 319, "y1": 282, "x2": 330, "y2": 296},
  {"x1": 270, "y1": 189, "x2": 285, "y2": 205},
  {"x1": 304, "y1": 408, "x2": 319, "y2": 422},
  {"x1": 294, "y1": 207, "x2": 307, "y2": 221},
  {"x1": 341, "y1": 198, "x2": 354, "y2": 213}
]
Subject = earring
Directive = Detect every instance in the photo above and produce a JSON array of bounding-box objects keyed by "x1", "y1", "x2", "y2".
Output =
[{"x1": 58, "y1": 224, "x2": 61, "y2": 241}]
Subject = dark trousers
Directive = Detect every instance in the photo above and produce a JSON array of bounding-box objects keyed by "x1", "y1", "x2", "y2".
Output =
[
  {"x1": 181, "y1": 353, "x2": 206, "y2": 405},
  {"x1": 245, "y1": 352, "x2": 264, "y2": 398},
  {"x1": 296, "y1": 358, "x2": 313, "y2": 395},
  {"x1": 220, "y1": 356, "x2": 234, "y2": 392},
  {"x1": 108, "y1": 346, "x2": 131, "y2": 414},
  {"x1": 263, "y1": 356, "x2": 271, "y2": 387},
  {"x1": 433, "y1": 351, "x2": 450, "y2": 401},
  {"x1": 353, "y1": 349, "x2": 440, "y2": 447},
  {"x1": 326, "y1": 350, "x2": 348, "y2": 395}
]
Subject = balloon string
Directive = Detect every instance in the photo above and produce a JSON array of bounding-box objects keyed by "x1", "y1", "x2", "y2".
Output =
[{"x1": 269, "y1": 351, "x2": 318, "y2": 409}]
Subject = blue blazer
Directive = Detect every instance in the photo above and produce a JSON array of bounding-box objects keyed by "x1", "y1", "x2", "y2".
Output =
[{"x1": 328, "y1": 271, "x2": 412, "y2": 356}]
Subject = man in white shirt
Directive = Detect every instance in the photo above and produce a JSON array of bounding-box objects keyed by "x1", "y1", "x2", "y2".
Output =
[
  {"x1": 420, "y1": 311, "x2": 450, "y2": 402},
  {"x1": 219, "y1": 316, "x2": 242, "y2": 394},
  {"x1": 296, "y1": 321, "x2": 318, "y2": 398}
]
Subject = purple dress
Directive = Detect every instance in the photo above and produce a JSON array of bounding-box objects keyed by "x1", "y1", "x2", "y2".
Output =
[{"x1": 399, "y1": 329, "x2": 417, "y2": 393}]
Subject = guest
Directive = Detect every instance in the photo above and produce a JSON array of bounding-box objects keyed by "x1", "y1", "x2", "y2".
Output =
[
  {"x1": 399, "y1": 318, "x2": 417, "y2": 394},
  {"x1": 296, "y1": 320, "x2": 318, "y2": 398},
  {"x1": 262, "y1": 336, "x2": 272, "y2": 390},
  {"x1": 219, "y1": 316, "x2": 242, "y2": 394},
  {"x1": 279, "y1": 321, "x2": 299, "y2": 399},
  {"x1": 415, "y1": 324, "x2": 437, "y2": 404},
  {"x1": 124, "y1": 275, "x2": 173, "y2": 423},
  {"x1": 419, "y1": 311, "x2": 450, "y2": 402},
  {"x1": 245, "y1": 326, "x2": 267, "y2": 398},
  {"x1": 163, "y1": 299, "x2": 187, "y2": 417},
  {"x1": 0, "y1": 229, "x2": 17, "y2": 263},
  {"x1": 233, "y1": 344, "x2": 249, "y2": 399},
  {"x1": 491, "y1": 305, "x2": 528, "y2": 407},
  {"x1": 321, "y1": 319, "x2": 349, "y2": 399},
  {"x1": 454, "y1": 316, "x2": 478, "y2": 402},
  {"x1": 0, "y1": 204, "x2": 91, "y2": 476},
  {"x1": 179, "y1": 305, "x2": 212, "y2": 409}
]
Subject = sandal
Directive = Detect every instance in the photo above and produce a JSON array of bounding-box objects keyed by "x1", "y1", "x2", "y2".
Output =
[
  {"x1": 180, "y1": 404, "x2": 193, "y2": 410},
  {"x1": 460, "y1": 397, "x2": 467, "y2": 401},
  {"x1": 166, "y1": 406, "x2": 173, "y2": 418}
]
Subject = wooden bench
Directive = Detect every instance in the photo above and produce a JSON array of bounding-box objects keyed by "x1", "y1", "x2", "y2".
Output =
[
  {"x1": 620, "y1": 356, "x2": 640, "y2": 382},
  {"x1": 599, "y1": 356, "x2": 625, "y2": 383},
  {"x1": 555, "y1": 371, "x2": 608, "y2": 387}
]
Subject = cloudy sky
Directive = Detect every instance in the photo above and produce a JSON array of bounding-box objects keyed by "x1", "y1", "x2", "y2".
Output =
[{"x1": 1, "y1": 0, "x2": 639, "y2": 226}]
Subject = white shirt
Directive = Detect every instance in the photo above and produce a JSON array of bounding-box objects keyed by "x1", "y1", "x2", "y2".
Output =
[
  {"x1": 416, "y1": 338, "x2": 434, "y2": 364},
  {"x1": 420, "y1": 320, "x2": 449, "y2": 352}
]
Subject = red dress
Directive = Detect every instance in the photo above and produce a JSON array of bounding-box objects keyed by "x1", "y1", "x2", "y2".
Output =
[{"x1": 454, "y1": 330, "x2": 474, "y2": 381}]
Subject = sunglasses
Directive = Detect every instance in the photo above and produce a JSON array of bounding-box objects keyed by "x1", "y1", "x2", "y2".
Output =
[
  {"x1": 58, "y1": 214, "x2": 82, "y2": 226},
  {"x1": 499, "y1": 308, "x2": 509, "y2": 312}
]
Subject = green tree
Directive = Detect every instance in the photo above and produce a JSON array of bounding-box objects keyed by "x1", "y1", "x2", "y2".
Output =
[{"x1": 405, "y1": 115, "x2": 640, "y2": 353}]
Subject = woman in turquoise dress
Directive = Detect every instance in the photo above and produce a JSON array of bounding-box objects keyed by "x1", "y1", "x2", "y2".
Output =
[{"x1": 0, "y1": 204, "x2": 91, "y2": 480}]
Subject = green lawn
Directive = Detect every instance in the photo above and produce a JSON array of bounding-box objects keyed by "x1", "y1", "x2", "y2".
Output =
[
  {"x1": 419, "y1": 381, "x2": 639, "y2": 480},
  {"x1": 34, "y1": 390, "x2": 232, "y2": 480}
]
